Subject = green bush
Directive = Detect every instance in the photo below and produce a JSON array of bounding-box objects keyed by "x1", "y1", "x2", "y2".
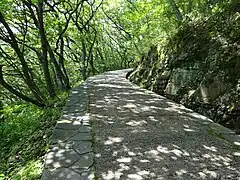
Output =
[{"x1": 0, "y1": 104, "x2": 61, "y2": 179}]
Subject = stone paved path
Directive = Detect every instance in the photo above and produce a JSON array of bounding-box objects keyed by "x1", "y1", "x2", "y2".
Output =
[
  {"x1": 42, "y1": 69, "x2": 240, "y2": 180},
  {"x1": 88, "y1": 70, "x2": 240, "y2": 180},
  {"x1": 41, "y1": 82, "x2": 95, "y2": 180}
]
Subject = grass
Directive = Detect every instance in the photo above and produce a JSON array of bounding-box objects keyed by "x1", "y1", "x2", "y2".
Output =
[
  {"x1": 0, "y1": 103, "x2": 62, "y2": 179},
  {"x1": 207, "y1": 128, "x2": 240, "y2": 151}
]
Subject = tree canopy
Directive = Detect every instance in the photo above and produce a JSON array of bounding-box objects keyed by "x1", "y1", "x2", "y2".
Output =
[{"x1": 1, "y1": 0, "x2": 234, "y2": 107}]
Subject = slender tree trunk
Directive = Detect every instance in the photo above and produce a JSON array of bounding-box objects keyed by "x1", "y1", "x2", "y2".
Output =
[
  {"x1": 0, "y1": 12, "x2": 45, "y2": 103},
  {"x1": 38, "y1": 2, "x2": 55, "y2": 98},
  {"x1": 81, "y1": 40, "x2": 87, "y2": 80},
  {"x1": 167, "y1": 0, "x2": 183, "y2": 21},
  {"x1": 89, "y1": 53, "x2": 95, "y2": 75},
  {"x1": 47, "y1": 41, "x2": 66, "y2": 89},
  {"x1": 59, "y1": 37, "x2": 71, "y2": 90}
]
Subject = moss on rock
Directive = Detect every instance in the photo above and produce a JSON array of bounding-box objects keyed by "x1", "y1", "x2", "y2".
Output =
[{"x1": 129, "y1": 2, "x2": 240, "y2": 133}]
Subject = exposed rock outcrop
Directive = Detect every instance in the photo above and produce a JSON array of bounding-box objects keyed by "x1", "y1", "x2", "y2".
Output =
[{"x1": 129, "y1": 3, "x2": 240, "y2": 133}]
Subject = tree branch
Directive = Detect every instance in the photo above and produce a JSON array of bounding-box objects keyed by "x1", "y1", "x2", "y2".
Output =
[{"x1": 0, "y1": 65, "x2": 45, "y2": 107}]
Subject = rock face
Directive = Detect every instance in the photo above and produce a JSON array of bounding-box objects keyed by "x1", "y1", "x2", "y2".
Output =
[{"x1": 129, "y1": 3, "x2": 240, "y2": 133}]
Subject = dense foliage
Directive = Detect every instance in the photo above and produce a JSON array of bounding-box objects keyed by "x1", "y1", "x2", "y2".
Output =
[
  {"x1": 0, "y1": 105, "x2": 62, "y2": 179},
  {"x1": 1, "y1": 0, "x2": 231, "y2": 106},
  {"x1": 0, "y1": 0, "x2": 136, "y2": 107}
]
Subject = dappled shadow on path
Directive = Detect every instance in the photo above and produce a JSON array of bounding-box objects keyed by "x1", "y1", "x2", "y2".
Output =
[
  {"x1": 41, "y1": 84, "x2": 94, "y2": 180},
  {"x1": 88, "y1": 70, "x2": 240, "y2": 180}
]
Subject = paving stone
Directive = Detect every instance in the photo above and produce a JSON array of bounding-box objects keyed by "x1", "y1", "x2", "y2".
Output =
[
  {"x1": 63, "y1": 105, "x2": 87, "y2": 113},
  {"x1": 51, "y1": 129, "x2": 79, "y2": 144},
  {"x1": 50, "y1": 141, "x2": 74, "y2": 149},
  {"x1": 55, "y1": 122, "x2": 91, "y2": 132},
  {"x1": 65, "y1": 102, "x2": 88, "y2": 108},
  {"x1": 80, "y1": 171, "x2": 95, "y2": 180},
  {"x1": 45, "y1": 147, "x2": 80, "y2": 169},
  {"x1": 72, "y1": 141, "x2": 92, "y2": 155},
  {"x1": 42, "y1": 81, "x2": 94, "y2": 180},
  {"x1": 70, "y1": 132, "x2": 92, "y2": 141},
  {"x1": 73, "y1": 119, "x2": 90, "y2": 126},
  {"x1": 51, "y1": 129, "x2": 92, "y2": 144},
  {"x1": 57, "y1": 119, "x2": 90, "y2": 128},
  {"x1": 80, "y1": 117, "x2": 91, "y2": 126},
  {"x1": 61, "y1": 113, "x2": 87, "y2": 121},
  {"x1": 61, "y1": 114, "x2": 90, "y2": 124},
  {"x1": 81, "y1": 121, "x2": 90, "y2": 126},
  {"x1": 67, "y1": 168, "x2": 92, "y2": 176},
  {"x1": 70, "y1": 153, "x2": 94, "y2": 170},
  {"x1": 65, "y1": 98, "x2": 87, "y2": 106},
  {"x1": 41, "y1": 168, "x2": 82, "y2": 180},
  {"x1": 69, "y1": 168, "x2": 95, "y2": 180},
  {"x1": 69, "y1": 89, "x2": 87, "y2": 97},
  {"x1": 65, "y1": 97, "x2": 81, "y2": 105},
  {"x1": 50, "y1": 140, "x2": 92, "y2": 153}
]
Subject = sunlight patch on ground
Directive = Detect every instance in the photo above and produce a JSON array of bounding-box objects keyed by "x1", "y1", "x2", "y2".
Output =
[
  {"x1": 233, "y1": 152, "x2": 240, "y2": 156},
  {"x1": 148, "y1": 116, "x2": 158, "y2": 122},
  {"x1": 157, "y1": 145, "x2": 170, "y2": 154},
  {"x1": 188, "y1": 112, "x2": 213, "y2": 122},
  {"x1": 234, "y1": 141, "x2": 240, "y2": 146},
  {"x1": 183, "y1": 124, "x2": 196, "y2": 132},
  {"x1": 126, "y1": 120, "x2": 147, "y2": 126},
  {"x1": 175, "y1": 169, "x2": 187, "y2": 176},
  {"x1": 127, "y1": 174, "x2": 143, "y2": 180},
  {"x1": 116, "y1": 157, "x2": 132, "y2": 163},
  {"x1": 97, "y1": 84, "x2": 128, "y2": 89},
  {"x1": 140, "y1": 159, "x2": 150, "y2": 163},
  {"x1": 203, "y1": 145, "x2": 217, "y2": 152},
  {"x1": 104, "y1": 137, "x2": 124, "y2": 145},
  {"x1": 201, "y1": 153, "x2": 233, "y2": 164},
  {"x1": 101, "y1": 163, "x2": 131, "y2": 180},
  {"x1": 124, "y1": 103, "x2": 137, "y2": 108}
]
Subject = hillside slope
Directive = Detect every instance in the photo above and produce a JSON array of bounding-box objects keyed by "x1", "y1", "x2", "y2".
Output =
[{"x1": 129, "y1": 2, "x2": 240, "y2": 133}]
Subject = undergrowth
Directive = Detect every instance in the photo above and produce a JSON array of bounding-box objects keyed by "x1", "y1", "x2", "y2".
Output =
[{"x1": 0, "y1": 103, "x2": 62, "y2": 179}]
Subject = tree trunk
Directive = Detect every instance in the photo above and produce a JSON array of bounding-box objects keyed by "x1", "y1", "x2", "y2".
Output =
[
  {"x1": 89, "y1": 53, "x2": 95, "y2": 75},
  {"x1": 81, "y1": 40, "x2": 87, "y2": 80},
  {"x1": 47, "y1": 41, "x2": 67, "y2": 90},
  {"x1": 38, "y1": 2, "x2": 55, "y2": 98},
  {"x1": 58, "y1": 37, "x2": 71, "y2": 89},
  {"x1": 0, "y1": 12, "x2": 45, "y2": 103}
]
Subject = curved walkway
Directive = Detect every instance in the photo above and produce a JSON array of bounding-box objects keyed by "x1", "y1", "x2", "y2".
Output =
[
  {"x1": 88, "y1": 70, "x2": 240, "y2": 180},
  {"x1": 42, "y1": 69, "x2": 240, "y2": 180}
]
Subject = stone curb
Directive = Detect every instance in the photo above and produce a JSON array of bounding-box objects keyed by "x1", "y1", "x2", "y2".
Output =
[{"x1": 41, "y1": 82, "x2": 94, "y2": 180}]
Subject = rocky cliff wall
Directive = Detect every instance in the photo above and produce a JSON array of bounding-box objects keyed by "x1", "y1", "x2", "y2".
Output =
[{"x1": 129, "y1": 3, "x2": 240, "y2": 133}]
